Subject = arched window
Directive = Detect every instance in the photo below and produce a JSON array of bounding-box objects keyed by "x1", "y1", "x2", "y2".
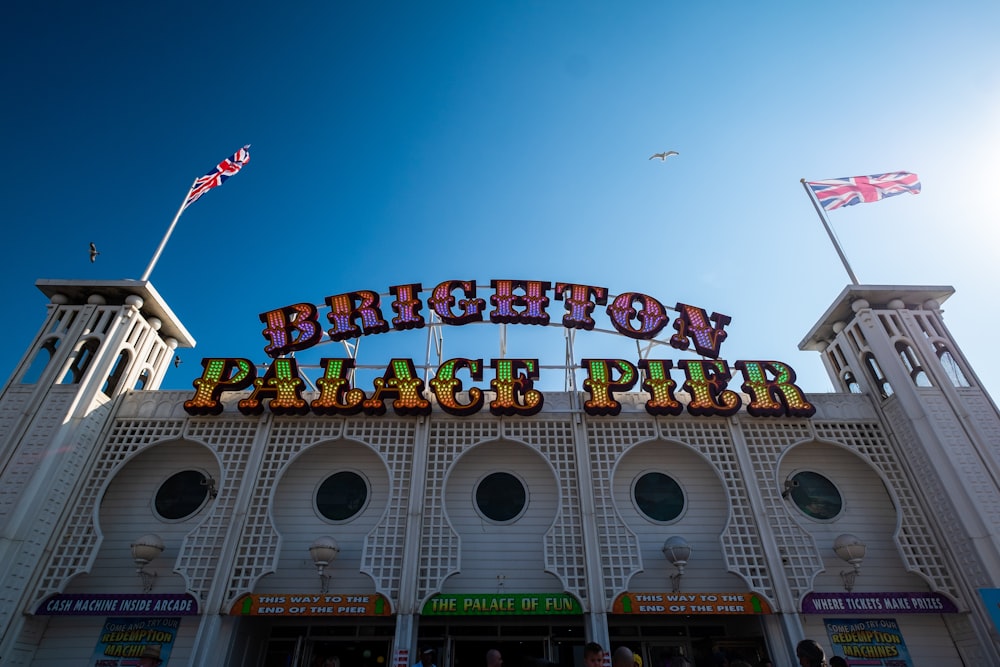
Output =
[
  {"x1": 134, "y1": 369, "x2": 152, "y2": 390},
  {"x1": 935, "y1": 343, "x2": 971, "y2": 388},
  {"x1": 103, "y1": 350, "x2": 131, "y2": 397},
  {"x1": 864, "y1": 353, "x2": 892, "y2": 399},
  {"x1": 842, "y1": 370, "x2": 861, "y2": 394},
  {"x1": 60, "y1": 339, "x2": 100, "y2": 385},
  {"x1": 22, "y1": 336, "x2": 60, "y2": 384},
  {"x1": 895, "y1": 342, "x2": 931, "y2": 387}
]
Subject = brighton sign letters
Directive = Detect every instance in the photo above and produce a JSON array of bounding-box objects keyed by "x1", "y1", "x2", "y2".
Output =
[{"x1": 184, "y1": 279, "x2": 815, "y2": 419}]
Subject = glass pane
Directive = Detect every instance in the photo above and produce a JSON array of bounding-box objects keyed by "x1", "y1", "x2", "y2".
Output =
[
  {"x1": 789, "y1": 471, "x2": 842, "y2": 520},
  {"x1": 475, "y1": 472, "x2": 526, "y2": 522},
  {"x1": 155, "y1": 470, "x2": 209, "y2": 520},
  {"x1": 634, "y1": 472, "x2": 685, "y2": 522},
  {"x1": 316, "y1": 471, "x2": 369, "y2": 521}
]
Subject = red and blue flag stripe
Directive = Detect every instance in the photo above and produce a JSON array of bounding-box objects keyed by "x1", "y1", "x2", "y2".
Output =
[
  {"x1": 806, "y1": 172, "x2": 920, "y2": 211},
  {"x1": 183, "y1": 145, "x2": 251, "y2": 210}
]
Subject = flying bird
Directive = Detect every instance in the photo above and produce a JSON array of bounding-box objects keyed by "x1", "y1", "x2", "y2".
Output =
[
  {"x1": 174, "y1": 355, "x2": 182, "y2": 368},
  {"x1": 89, "y1": 242, "x2": 100, "y2": 263},
  {"x1": 649, "y1": 151, "x2": 679, "y2": 161}
]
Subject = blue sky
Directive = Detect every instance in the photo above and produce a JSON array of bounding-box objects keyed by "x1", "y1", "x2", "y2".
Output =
[{"x1": 2, "y1": 2, "x2": 999, "y2": 400}]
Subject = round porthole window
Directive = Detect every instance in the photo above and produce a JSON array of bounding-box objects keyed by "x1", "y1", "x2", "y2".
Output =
[
  {"x1": 316, "y1": 471, "x2": 369, "y2": 522},
  {"x1": 475, "y1": 472, "x2": 527, "y2": 523},
  {"x1": 154, "y1": 470, "x2": 211, "y2": 520},
  {"x1": 788, "y1": 471, "x2": 843, "y2": 520},
  {"x1": 633, "y1": 472, "x2": 685, "y2": 523}
]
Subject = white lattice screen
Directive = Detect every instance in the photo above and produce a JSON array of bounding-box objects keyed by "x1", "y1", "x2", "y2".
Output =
[{"x1": 32, "y1": 416, "x2": 184, "y2": 603}]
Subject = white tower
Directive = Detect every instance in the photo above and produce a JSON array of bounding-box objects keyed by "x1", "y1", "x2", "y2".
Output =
[
  {"x1": 0, "y1": 279, "x2": 194, "y2": 662},
  {"x1": 801, "y1": 284, "x2": 1000, "y2": 662}
]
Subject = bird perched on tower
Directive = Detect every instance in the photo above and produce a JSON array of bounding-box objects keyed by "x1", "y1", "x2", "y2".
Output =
[
  {"x1": 89, "y1": 243, "x2": 100, "y2": 262},
  {"x1": 649, "y1": 151, "x2": 679, "y2": 161}
]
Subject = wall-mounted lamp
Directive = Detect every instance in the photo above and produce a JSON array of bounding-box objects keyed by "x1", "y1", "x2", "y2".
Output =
[
  {"x1": 201, "y1": 474, "x2": 218, "y2": 499},
  {"x1": 833, "y1": 533, "x2": 866, "y2": 592},
  {"x1": 309, "y1": 536, "x2": 340, "y2": 594},
  {"x1": 130, "y1": 534, "x2": 165, "y2": 592},
  {"x1": 662, "y1": 536, "x2": 691, "y2": 593}
]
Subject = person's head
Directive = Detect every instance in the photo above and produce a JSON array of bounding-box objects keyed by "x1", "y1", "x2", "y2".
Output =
[
  {"x1": 612, "y1": 646, "x2": 634, "y2": 667},
  {"x1": 583, "y1": 642, "x2": 605, "y2": 667},
  {"x1": 795, "y1": 640, "x2": 826, "y2": 667},
  {"x1": 828, "y1": 658, "x2": 847, "y2": 667},
  {"x1": 487, "y1": 649, "x2": 503, "y2": 667},
  {"x1": 421, "y1": 649, "x2": 436, "y2": 666}
]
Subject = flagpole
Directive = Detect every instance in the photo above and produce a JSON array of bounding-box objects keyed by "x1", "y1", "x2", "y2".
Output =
[
  {"x1": 140, "y1": 182, "x2": 195, "y2": 282},
  {"x1": 800, "y1": 178, "x2": 860, "y2": 285}
]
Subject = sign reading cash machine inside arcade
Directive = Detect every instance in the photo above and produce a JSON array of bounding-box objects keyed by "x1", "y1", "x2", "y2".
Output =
[{"x1": 183, "y1": 279, "x2": 815, "y2": 419}]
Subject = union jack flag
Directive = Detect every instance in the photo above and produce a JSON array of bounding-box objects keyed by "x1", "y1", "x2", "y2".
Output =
[
  {"x1": 805, "y1": 171, "x2": 921, "y2": 211},
  {"x1": 183, "y1": 145, "x2": 251, "y2": 210}
]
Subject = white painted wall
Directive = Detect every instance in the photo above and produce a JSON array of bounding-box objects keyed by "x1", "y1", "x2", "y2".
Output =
[
  {"x1": 264, "y1": 438, "x2": 390, "y2": 593},
  {"x1": 614, "y1": 439, "x2": 745, "y2": 592},
  {"x1": 441, "y1": 439, "x2": 564, "y2": 593},
  {"x1": 779, "y1": 442, "x2": 928, "y2": 594}
]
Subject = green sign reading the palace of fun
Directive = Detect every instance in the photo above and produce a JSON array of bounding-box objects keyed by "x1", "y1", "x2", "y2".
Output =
[{"x1": 422, "y1": 593, "x2": 582, "y2": 616}]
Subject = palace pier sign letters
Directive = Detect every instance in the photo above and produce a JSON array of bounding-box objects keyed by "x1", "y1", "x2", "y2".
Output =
[{"x1": 184, "y1": 279, "x2": 815, "y2": 419}]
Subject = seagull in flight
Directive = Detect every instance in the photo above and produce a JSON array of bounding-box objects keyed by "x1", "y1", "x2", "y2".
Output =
[
  {"x1": 89, "y1": 242, "x2": 100, "y2": 263},
  {"x1": 649, "y1": 151, "x2": 679, "y2": 161}
]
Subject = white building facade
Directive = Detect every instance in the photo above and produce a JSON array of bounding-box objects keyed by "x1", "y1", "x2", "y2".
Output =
[{"x1": 0, "y1": 279, "x2": 998, "y2": 667}]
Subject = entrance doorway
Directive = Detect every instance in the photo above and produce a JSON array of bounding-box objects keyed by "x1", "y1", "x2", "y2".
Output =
[
  {"x1": 640, "y1": 641, "x2": 692, "y2": 667},
  {"x1": 303, "y1": 639, "x2": 392, "y2": 667},
  {"x1": 452, "y1": 639, "x2": 548, "y2": 667}
]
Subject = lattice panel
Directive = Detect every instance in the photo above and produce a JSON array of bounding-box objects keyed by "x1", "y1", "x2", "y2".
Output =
[
  {"x1": 586, "y1": 419, "x2": 653, "y2": 602},
  {"x1": 222, "y1": 420, "x2": 343, "y2": 605},
  {"x1": 352, "y1": 419, "x2": 416, "y2": 603},
  {"x1": 877, "y1": 399, "x2": 971, "y2": 602},
  {"x1": 32, "y1": 417, "x2": 185, "y2": 601},
  {"x1": 661, "y1": 420, "x2": 777, "y2": 598},
  {"x1": 178, "y1": 420, "x2": 261, "y2": 603},
  {"x1": 738, "y1": 420, "x2": 817, "y2": 602},
  {"x1": 505, "y1": 419, "x2": 586, "y2": 602},
  {"x1": 417, "y1": 420, "x2": 498, "y2": 602}
]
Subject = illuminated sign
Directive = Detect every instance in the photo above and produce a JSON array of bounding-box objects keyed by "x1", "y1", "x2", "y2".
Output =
[
  {"x1": 421, "y1": 593, "x2": 582, "y2": 616},
  {"x1": 229, "y1": 592, "x2": 391, "y2": 616},
  {"x1": 184, "y1": 279, "x2": 815, "y2": 419},
  {"x1": 612, "y1": 592, "x2": 771, "y2": 615}
]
